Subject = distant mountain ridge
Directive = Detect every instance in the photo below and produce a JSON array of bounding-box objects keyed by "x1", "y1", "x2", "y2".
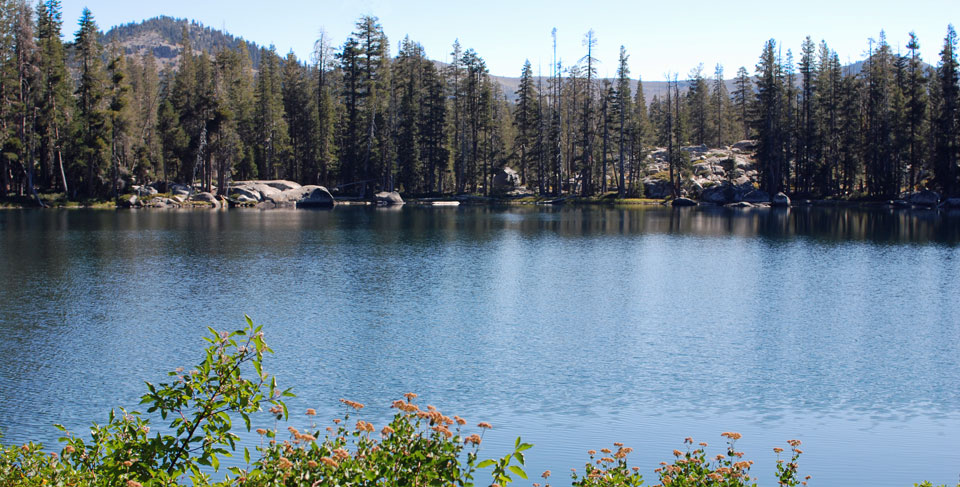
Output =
[{"x1": 97, "y1": 17, "x2": 896, "y2": 101}]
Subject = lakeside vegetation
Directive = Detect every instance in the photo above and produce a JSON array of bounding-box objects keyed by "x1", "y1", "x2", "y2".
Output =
[{"x1": 0, "y1": 3, "x2": 958, "y2": 205}]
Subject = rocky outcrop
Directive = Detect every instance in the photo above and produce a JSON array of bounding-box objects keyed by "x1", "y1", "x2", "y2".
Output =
[
  {"x1": 672, "y1": 197, "x2": 697, "y2": 207},
  {"x1": 375, "y1": 191, "x2": 404, "y2": 205},
  {"x1": 132, "y1": 185, "x2": 157, "y2": 197},
  {"x1": 118, "y1": 194, "x2": 138, "y2": 208},
  {"x1": 732, "y1": 140, "x2": 758, "y2": 152},
  {"x1": 492, "y1": 167, "x2": 522, "y2": 193},
  {"x1": 742, "y1": 190, "x2": 771, "y2": 204},
  {"x1": 169, "y1": 183, "x2": 192, "y2": 198},
  {"x1": 700, "y1": 182, "x2": 764, "y2": 205},
  {"x1": 726, "y1": 201, "x2": 755, "y2": 208},
  {"x1": 908, "y1": 190, "x2": 940, "y2": 207},
  {"x1": 772, "y1": 192, "x2": 791, "y2": 207},
  {"x1": 941, "y1": 198, "x2": 960, "y2": 209},
  {"x1": 292, "y1": 186, "x2": 335, "y2": 208},
  {"x1": 190, "y1": 192, "x2": 220, "y2": 209},
  {"x1": 643, "y1": 179, "x2": 673, "y2": 199}
]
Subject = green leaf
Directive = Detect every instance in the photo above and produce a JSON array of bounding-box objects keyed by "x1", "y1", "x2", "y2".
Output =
[
  {"x1": 517, "y1": 442, "x2": 533, "y2": 452},
  {"x1": 509, "y1": 465, "x2": 528, "y2": 480},
  {"x1": 477, "y1": 459, "x2": 496, "y2": 469}
]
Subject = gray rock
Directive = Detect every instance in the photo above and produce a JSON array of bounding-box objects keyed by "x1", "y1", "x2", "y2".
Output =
[
  {"x1": 726, "y1": 201, "x2": 755, "y2": 208},
  {"x1": 135, "y1": 185, "x2": 158, "y2": 197},
  {"x1": 732, "y1": 140, "x2": 758, "y2": 151},
  {"x1": 908, "y1": 190, "x2": 940, "y2": 207},
  {"x1": 492, "y1": 167, "x2": 522, "y2": 192},
  {"x1": 257, "y1": 180, "x2": 301, "y2": 191},
  {"x1": 681, "y1": 144, "x2": 709, "y2": 153},
  {"x1": 169, "y1": 183, "x2": 192, "y2": 197},
  {"x1": 294, "y1": 186, "x2": 335, "y2": 208},
  {"x1": 941, "y1": 198, "x2": 960, "y2": 209},
  {"x1": 742, "y1": 189, "x2": 771, "y2": 203},
  {"x1": 119, "y1": 194, "x2": 138, "y2": 208},
  {"x1": 672, "y1": 197, "x2": 697, "y2": 207},
  {"x1": 229, "y1": 186, "x2": 262, "y2": 202},
  {"x1": 701, "y1": 183, "x2": 738, "y2": 205},
  {"x1": 772, "y1": 192, "x2": 791, "y2": 207},
  {"x1": 190, "y1": 192, "x2": 220, "y2": 209},
  {"x1": 643, "y1": 179, "x2": 672, "y2": 199},
  {"x1": 375, "y1": 191, "x2": 405, "y2": 205}
]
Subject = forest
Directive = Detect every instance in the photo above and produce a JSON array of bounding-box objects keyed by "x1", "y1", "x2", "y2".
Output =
[{"x1": 0, "y1": 0, "x2": 958, "y2": 202}]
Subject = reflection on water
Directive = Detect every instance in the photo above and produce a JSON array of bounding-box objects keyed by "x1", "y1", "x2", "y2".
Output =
[{"x1": 0, "y1": 206, "x2": 958, "y2": 486}]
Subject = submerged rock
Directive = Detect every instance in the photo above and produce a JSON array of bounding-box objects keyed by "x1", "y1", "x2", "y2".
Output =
[{"x1": 672, "y1": 197, "x2": 697, "y2": 207}]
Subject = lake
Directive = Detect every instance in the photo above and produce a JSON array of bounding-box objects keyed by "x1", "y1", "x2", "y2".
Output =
[{"x1": 1, "y1": 205, "x2": 958, "y2": 486}]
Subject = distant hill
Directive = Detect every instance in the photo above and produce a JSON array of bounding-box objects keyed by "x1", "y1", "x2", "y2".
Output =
[{"x1": 101, "y1": 16, "x2": 262, "y2": 69}]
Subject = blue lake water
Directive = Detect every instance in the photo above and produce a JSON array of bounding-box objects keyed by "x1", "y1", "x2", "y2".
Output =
[{"x1": 0, "y1": 206, "x2": 959, "y2": 486}]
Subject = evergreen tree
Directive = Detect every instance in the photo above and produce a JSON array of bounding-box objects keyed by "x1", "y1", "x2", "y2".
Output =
[
  {"x1": 934, "y1": 24, "x2": 959, "y2": 195},
  {"x1": 797, "y1": 36, "x2": 818, "y2": 194},
  {"x1": 34, "y1": 0, "x2": 70, "y2": 194},
  {"x1": 253, "y1": 46, "x2": 289, "y2": 180},
  {"x1": 106, "y1": 44, "x2": 131, "y2": 197},
  {"x1": 686, "y1": 63, "x2": 709, "y2": 146},
  {"x1": 69, "y1": 7, "x2": 109, "y2": 198},
  {"x1": 732, "y1": 66, "x2": 752, "y2": 140},
  {"x1": 754, "y1": 39, "x2": 786, "y2": 194},
  {"x1": 312, "y1": 29, "x2": 336, "y2": 185},
  {"x1": 711, "y1": 63, "x2": 731, "y2": 148},
  {"x1": 905, "y1": 32, "x2": 928, "y2": 192},
  {"x1": 615, "y1": 45, "x2": 632, "y2": 197},
  {"x1": 514, "y1": 59, "x2": 539, "y2": 187}
]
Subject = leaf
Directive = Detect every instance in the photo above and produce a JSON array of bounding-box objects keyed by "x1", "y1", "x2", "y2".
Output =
[
  {"x1": 476, "y1": 459, "x2": 496, "y2": 469},
  {"x1": 517, "y1": 443, "x2": 533, "y2": 452},
  {"x1": 509, "y1": 466, "x2": 528, "y2": 480}
]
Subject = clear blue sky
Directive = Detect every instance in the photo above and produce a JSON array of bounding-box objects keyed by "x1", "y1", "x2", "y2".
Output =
[{"x1": 60, "y1": 0, "x2": 956, "y2": 80}]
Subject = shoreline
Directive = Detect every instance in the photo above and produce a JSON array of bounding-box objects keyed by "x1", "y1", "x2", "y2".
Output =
[{"x1": 2, "y1": 195, "x2": 956, "y2": 211}]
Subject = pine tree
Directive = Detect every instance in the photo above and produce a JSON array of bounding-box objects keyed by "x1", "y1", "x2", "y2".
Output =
[
  {"x1": 106, "y1": 44, "x2": 131, "y2": 197},
  {"x1": 686, "y1": 63, "x2": 709, "y2": 146},
  {"x1": 514, "y1": 59, "x2": 539, "y2": 188},
  {"x1": 732, "y1": 66, "x2": 752, "y2": 140},
  {"x1": 754, "y1": 39, "x2": 786, "y2": 194},
  {"x1": 797, "y1": 36, "x2": 818, "y2": 194},
  {"x1": 253, "y1": 46, "x2": 289, "y2": 180},
  {"x1": 34, "y1": 0, "x2": 70, "y2": 194},
  {"x1": 312, "y1": 29, "x2": 336, "y2": 185},
  {"x1": 394, "y1": 36, "x2": 424, "y2": 192},
  {"x1": 934, "y1": 24, "x2": 959, "y2": 195},
  {"x1": 70, "y1": 7, "x2": 109, "y2": 198},
  {"x1": 579, "y1": 29, "x2": 597, "y2": 196},
  {"x1": 905, "y1": 32, "x2": 928, "y2": 192},
  {"x1": 615, "y1": 46, "x2": 632, "y2": 197},
  {"x1": 711, "y1": 63, "x2": 731, "y2": 148},
  {"x1": 127, "y1": 53, "x2": 160, "y2": 183}
]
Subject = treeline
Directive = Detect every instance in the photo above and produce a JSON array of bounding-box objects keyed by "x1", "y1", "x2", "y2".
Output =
[{"x1": 0, "y1": 1, "x2": 958, "y2": 202}]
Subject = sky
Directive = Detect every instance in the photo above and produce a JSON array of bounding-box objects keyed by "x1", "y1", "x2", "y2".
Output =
[{"x1": 59, "y1": 0, "x2": 958, "y2": 80}]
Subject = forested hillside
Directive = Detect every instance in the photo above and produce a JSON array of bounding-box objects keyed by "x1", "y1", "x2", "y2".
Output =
[
  {"x1": 1, "y1": 0, "x2": 958, "y2": 203},
  {"x1": 100, "y1": 16, "x2": 262, "y2": 70}
]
